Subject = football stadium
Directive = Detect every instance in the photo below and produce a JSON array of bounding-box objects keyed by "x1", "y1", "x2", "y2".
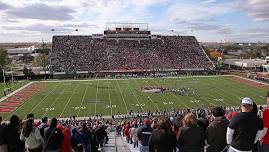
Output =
[
  {"x1": 1, "y1": 23, "x2": 267, "y2": 120},
  {"x1": 0, "y1": 7, "x2": 269, "y2": 151}
]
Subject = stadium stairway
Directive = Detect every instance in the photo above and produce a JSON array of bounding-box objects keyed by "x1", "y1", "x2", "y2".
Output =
[{"x1": 102, "y1": 131, "x2": 132, "y2": 152}]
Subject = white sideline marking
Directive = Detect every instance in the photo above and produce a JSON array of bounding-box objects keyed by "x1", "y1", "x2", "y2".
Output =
[
  {"x1": 76, "y1": 82, "x2": 89, "y2": 117},
  {"x1": 94, "y1": 80, "x2": 99, "y2": 116},
  {"x1": 116, "y1": 80, "x2": 129, "y2": 113},
  {"x1": 107, "y1": 82, "x2": 113, "y2": 116},
  {"x1": 42, "y1": 84, "x2": 68, "y2": 118},
  {"x1": 232, "y1": 75, "x2": 269, "y2": 86},
  {"x1": 40, "y1": 75, "x2": 235, "y2": 83},
  {"x1": 0, "y1": 82, "x2": 33, "y2": 103},
  {"x1": 126, "y1": 79, "x2": 145, "y2": 111}
]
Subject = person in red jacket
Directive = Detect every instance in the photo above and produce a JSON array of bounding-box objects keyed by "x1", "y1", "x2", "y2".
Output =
[
  {"x1": 261, "y1": 108, "x2": 269, "y2": 152},
  {"x1": 124, "y1": 122, "x2": 131, "y2": 143},
  {"x1": 57, "y1": 124, "x2": 71, "y2": 152}
]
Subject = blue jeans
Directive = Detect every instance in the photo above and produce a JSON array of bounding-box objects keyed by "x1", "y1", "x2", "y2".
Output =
[{"x1": 85, "y1": 144, "x2": 91, "y2": 152}]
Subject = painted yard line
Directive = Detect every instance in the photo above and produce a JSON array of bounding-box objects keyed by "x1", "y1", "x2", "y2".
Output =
[
  {"x1": 133, "y1": 78, "x2": 160, "y2": 111},
  {"x1": 125, "y1": 80, "x2": 145, "y2": 111},
  {"x1": 59, "y1": 84, "x2": 80, "y2": 118},
  {"x1": 24, "y1": 83, "x2": 61, "y2": 119},
  {"x1": 200, "y1": 78, "x2": 229, "y2": 106},
  {"x1": 42, "y1": 84, "x2": 68, "y2": 118},
  {"x1": 107, "y1": 82, "x2": 113, "y2": 116},
  {"x1": 0, "y1": 82, "x2": 33, "y2": 103},
  {"x1": 115, "y1": 80, "x2": 129, "y2": 113},
  {"x1": 76, "y1": 82, "x2": 89, "y2": 117},
  {"x1": 94, "y1": 80, "x2": 100, "y2": 116}
]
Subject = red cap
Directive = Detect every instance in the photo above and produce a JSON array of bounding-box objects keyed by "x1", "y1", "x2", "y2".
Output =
[{"x1": 144, "y1": 118, "x2": 150, "y2": 125}]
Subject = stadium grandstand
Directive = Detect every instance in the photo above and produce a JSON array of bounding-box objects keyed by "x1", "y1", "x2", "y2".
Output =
[{"x1": 50, "y1": 23, "x2": 214, "y2": 75}]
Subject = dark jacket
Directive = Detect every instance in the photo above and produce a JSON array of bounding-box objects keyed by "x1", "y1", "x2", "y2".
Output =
[
  {"x1": 95, "y1": 126, "x2": 107, "y2": 141},
  {"x1": 138, "y1": 124, "x2": 153, "y2": 146},
  {"x1": 81, "y1": 128, "x2": 93, "y2": 145},
  {"x1": 4, "y1": 124, "x2": 24, "y2": 152},
  {"x1": 178, "y1": 126, "x2": 205, "y2": 152},
  {"x1": 198, "y1": 117, "x2": 209, "y2": 132},
  {"x1": 149, "y1": 129, "x2": 177, "y2": 152},
  {"x1": 45, "y1": 127, "x2": 64, "y2": 150},
  {"x1": 0, "y1": 124, "x2": 5, "y2": 145},
  {"x1": 71, "y1": 128, "x2": 87, "y2": 149},
  {"x1": 206, "y1": 116, "x2": 229, "y2": 152}
]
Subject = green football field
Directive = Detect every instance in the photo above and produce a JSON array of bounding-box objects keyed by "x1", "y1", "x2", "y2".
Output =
[{"x1": 0, "y1": 76, "x2": 268, "y2": 120}]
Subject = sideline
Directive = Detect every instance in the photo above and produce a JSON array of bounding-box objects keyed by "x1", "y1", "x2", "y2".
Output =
[{"x1": 0, "y1": 82, "x2": 33, "y2": 103}]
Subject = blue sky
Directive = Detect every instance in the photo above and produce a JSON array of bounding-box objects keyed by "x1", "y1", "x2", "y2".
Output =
[{"x1": 0, "y1": 0, "x2": 268, "y2": 42}]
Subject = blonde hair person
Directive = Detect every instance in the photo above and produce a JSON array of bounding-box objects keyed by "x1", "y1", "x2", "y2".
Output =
[{"x1": 183, "y1": 113, "x2": 198, "y2": 127}]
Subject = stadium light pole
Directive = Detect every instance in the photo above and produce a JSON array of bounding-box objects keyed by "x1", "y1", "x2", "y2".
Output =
[{"x1": 2, "y1": 69, "x2": 6, "y2": 95}]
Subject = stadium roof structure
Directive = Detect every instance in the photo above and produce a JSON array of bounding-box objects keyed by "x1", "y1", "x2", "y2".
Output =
[
  {"x1": 105, "y1": 22, "x2": 149, "y2": 31},
  {"x1": 7, "y1": 46, "x2": 35, "y2": 55},
  {"x1": 224, "y1": 59, "x2": 266, "y2": 68}
]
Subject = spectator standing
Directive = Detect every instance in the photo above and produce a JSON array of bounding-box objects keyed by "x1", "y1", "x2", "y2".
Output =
[
  {"x1": 124, "y1": 122, "x2": 131, "y2": 143},
  {"x1": 130, "y1": 123, "x2": 139, "y2": 148},
  {"x1": 44, "y1": 118, "x2": 64, "y2": 152},
  {"x1": 178, "y1": 113, "x2": 205, "y2": 152},
  {"x1": 4, "y1": 115, "x2": 24, "y2": 152},
  {"x1": 0, "y1": 116, "x2": 7, "y2": 152},
  {"x1": 148, "y1": 117, "x2": 177, "y2": 152},
  {"x1": 206, "y1": 107, "x2": 229, "y2": 152},
  {"x1": 261, "y1": 108, "x2": 269, "y2": 152},
  {"x1": 20, "y1": 119, "x2": 44, "y2": 152},
  {"x1": 197, "y1": 109, "x2": 209, "y2": 132},
  {"x1": 137, "y1": 118, "x2": 153, "y2": 152},
  {"x1": 81, "y1": 123, "x2": 93, "y2": 152},
  {"x1": 71, "y1": 128, "x2": 86, "y2": 152},
  {"x1": 95, "y1": 123, "x2": 107, "y2": 149},
  {"x1": 57, "y1": 124, "x2": 71, "y2": 152},
  {"x1": 226, "y1": 97, "x2": 263, "y2": 152},
  {"x1": 39, "y1": 117, "x2": 48, "y2": 139}
]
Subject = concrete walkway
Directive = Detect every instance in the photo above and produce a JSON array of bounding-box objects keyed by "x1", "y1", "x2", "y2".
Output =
[{"x1": 102, "y1": 131, "x2": 132, "y2": 152}]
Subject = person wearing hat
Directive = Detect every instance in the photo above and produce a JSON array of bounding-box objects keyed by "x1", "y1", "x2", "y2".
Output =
[
  {"x1": 226, "y1": 97, "x2": 263, "y2": 152},
  {"x1": 137, "y1": 118, "x2": 153, "y2": 152}
]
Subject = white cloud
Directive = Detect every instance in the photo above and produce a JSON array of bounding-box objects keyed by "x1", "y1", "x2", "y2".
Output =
[
  {"x1": 167, "y1": 1, "x2": 235, "y2": 22},
  {"x1": 243, "y1": 0, "x2": 269, "y2": 21}
]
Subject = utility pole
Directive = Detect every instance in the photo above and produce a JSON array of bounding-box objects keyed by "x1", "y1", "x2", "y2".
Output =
[{"x1": 2, "y1": 69, "x2": 6, "y2": 96}]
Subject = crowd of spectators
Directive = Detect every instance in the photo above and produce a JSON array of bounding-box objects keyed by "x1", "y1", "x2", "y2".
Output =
[
  {"x1": 51, "y1": 36, "x2": 213, "y2": 73},
  {"x1": 119, "y1": 97, "x2": 269, "y2": 152},
  {"x1": 0, "y1": 114, "x2": 110, "y2": 152},
  {"x1": 0, "y1": 97, "x2": 268, "y2": 152}
]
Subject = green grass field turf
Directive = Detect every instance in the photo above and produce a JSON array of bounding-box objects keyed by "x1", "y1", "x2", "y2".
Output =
[
  {"x1": 0, "y1": 76, "x2": 267, "y2": 120},
  {"x1": 0, "y1": 81, "x2": 29, "y2": 98}
]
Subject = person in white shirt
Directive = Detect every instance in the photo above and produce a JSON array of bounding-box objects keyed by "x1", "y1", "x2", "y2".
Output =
[{"x1": 20, "y1": 119, "x2": 44, "y2": 152}]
